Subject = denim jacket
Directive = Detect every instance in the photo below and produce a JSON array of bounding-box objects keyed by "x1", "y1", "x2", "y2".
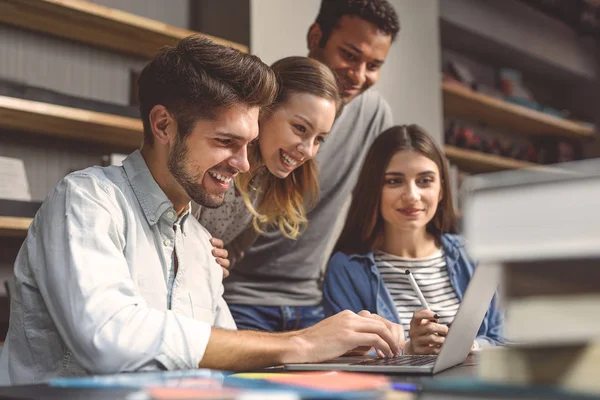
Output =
[{"x1": 322, "y1": 234, "x2": 503, "y2": 347}]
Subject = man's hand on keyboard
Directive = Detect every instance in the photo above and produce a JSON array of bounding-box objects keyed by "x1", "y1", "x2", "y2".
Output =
[{"x1": 355, "y1": 311, "x2": 405, "y2": 358}]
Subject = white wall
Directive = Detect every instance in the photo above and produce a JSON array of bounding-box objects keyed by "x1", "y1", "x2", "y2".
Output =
[
  {"x1": 379, "y1": 1, "x2": 441, "y2": 140},
  {"x1": 250, "y1": 0, "x2": 442, "y2": 142}
]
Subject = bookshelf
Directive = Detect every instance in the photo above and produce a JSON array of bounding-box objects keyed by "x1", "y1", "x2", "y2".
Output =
[
  {"x1": 0, "y1": 0, "x2": 248, "y2": 58},
  {"x1": 444, "y1": 145, "x2": 537, "y2": 173},
  {"x1": 0, "y1": 95, "x2": 143, "y2": 150},
  {"x1": 0, "y1": 217, "x2": 32, "y2": 238},
  {"x1": 442, "y1": 82, "x2": 596, "y2": 140}
]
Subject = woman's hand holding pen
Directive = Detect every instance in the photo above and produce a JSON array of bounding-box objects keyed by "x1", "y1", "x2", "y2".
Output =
[{"x1": 404, "y1": 310, "x2": 449, "y2": 355}]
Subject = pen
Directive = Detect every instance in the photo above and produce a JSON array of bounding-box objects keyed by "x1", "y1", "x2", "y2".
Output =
[{"x1": 405, "y1": 270, "x2": 431, "y2": 311}]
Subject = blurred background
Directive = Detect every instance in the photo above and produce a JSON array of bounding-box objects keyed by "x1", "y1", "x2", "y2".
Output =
[{"x1": 0, "y1": 0, "x2": 599, "y2": 341}]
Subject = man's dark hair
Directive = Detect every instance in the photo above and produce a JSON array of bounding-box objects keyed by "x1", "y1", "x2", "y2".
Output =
[
  {"x1": 315, "y1": 0, "x2": 400, "y2": 47},
  {"x1": 138, "y1": 35, "x2": 277, "y2": 145}
]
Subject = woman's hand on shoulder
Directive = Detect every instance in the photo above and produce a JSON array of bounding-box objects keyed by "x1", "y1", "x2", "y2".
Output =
[{"x1": 210, "y1": 237, "x2": 230, "y2": 278}]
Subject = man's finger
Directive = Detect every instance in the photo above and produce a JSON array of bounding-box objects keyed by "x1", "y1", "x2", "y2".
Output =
[
  {"x1": 361, "y1": 312, "x2": 404, "y2": 354},
  {"x1": 354, "y1": 332, "x2": 393, "y2": 358},
  {"x1": 353, "y1": 316, "x2": 400, "y2": 356},
  {"x1": 344, "y1": 346, "x2": 372, "y2": 356}
]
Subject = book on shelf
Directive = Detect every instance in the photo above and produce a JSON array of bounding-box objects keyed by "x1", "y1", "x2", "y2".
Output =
[{"x1": 0, "y1": 156, "x2": 31, "y2": 202}]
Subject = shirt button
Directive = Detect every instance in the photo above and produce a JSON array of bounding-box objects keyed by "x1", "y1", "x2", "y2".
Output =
[
  {"x1": 149, "y1": 215, "x2": 155, "y2": 221},
  {"x1": 167, "y1": 211, "x2": 175, "y2": 219},
  {"x1": 164, "y1": 239, "x2": 171, "y2": 247}
]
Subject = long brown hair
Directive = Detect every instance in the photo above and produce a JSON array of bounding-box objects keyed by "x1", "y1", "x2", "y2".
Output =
[
  {"x1": 335, "y1": 124, "x2": 458, "y2": 255},
  {"x1": 235, "y1": 56, "x2": 343, "y2": 239}
]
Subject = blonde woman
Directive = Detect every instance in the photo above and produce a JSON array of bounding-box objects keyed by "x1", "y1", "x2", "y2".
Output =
[{"x1": 196, "y1": 57, "x2": 342, "y2": 297}]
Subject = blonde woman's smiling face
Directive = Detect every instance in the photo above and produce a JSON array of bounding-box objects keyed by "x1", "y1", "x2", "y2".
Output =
[{"x1": 258, "y1": 92, "x2": 336, "y2": 178}]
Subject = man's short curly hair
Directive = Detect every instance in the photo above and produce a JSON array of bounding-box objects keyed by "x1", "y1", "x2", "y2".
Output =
[{"x1": 315, "y1": 0, "x2": 400, "y2": 47}]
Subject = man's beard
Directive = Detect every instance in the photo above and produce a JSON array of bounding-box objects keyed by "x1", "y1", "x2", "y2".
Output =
[{"x1": 167, "y1": 136, "x2": 225, "y2": 209}]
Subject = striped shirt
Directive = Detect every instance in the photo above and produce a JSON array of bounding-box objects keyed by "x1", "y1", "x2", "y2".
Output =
[{"x1": 374, "y1": 248, "x2": 460, "y2": 336}]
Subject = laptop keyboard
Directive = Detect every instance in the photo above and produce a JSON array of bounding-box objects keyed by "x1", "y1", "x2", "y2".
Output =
[{"x1": 353, "y1": 355, "x2": 438, "y2": 366}]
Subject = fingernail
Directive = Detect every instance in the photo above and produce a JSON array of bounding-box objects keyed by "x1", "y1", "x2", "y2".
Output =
[{"x1": 434, "y1": 314, "x2": 440, "y2": 319}]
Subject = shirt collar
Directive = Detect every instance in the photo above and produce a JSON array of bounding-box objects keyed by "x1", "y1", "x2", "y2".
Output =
[
  {"x1": 176, "y1": 205, "x2": 191, "y2": 234},
  {"x1": 122, "y1": 150, "x2": 183, "y2": 227},
  {"x1": 348, "y1": 252, "x2": 375, "y2": 263},
  {"x1": 440, "y1": 234, "x2": 462, "y2": 263}
]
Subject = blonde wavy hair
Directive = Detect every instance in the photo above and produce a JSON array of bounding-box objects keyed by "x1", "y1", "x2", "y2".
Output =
[{"x1": 235, "y1": 56, "x2": 343, "y2": 239}]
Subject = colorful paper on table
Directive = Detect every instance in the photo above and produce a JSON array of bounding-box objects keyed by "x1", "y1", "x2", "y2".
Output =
[
  {"x1": 49, "y1": 369, "x2": 226, "y2": 389},
  {"x1": 145, "y1": 387, "x2": 242, "y2": 400},
  {"x1": 49, "y1": 369, "x2": 390, "y2": 399},
  {"x1": 231, "y1": 371, "x2": 390, "y2": 391}
]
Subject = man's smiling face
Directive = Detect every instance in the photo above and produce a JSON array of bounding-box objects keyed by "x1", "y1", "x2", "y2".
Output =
[{"x1": 309, "y1": 15, "x2": 392, "y2": 104}]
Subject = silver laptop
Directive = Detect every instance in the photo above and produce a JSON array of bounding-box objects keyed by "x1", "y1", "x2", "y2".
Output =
[{"x1": 284, "y1": 265, "x2": 500, "y2": 374}]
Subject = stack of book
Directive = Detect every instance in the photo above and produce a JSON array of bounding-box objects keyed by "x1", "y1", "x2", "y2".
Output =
[{"x1": 462, "y1": 159, "x2": 600, "y2": 395}]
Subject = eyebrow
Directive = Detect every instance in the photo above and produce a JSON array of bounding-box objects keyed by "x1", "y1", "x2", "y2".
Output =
[
  {"x1": 214, "y1": 132, "x2": 247, "y2": 142},
  {"x1": 342, "y1": 42, "x2": 385, "y2": 65},
  {"x1": 294, "y1": 114, "x2": 314, "y2": 130},
  {"x1": 385, "y1": 171, "x2": 437, "y2": 176}
]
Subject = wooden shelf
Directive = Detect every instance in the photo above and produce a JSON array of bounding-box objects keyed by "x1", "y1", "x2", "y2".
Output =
[
  {"x1": 0, "y1": 95, "x2": 143, "y2": 150},
  {"x1": 442, "y1": 82, "x2": 596, "y2": 139},
  {"x1": 0, "y1": 217, "x2": 32, "y2": 238},
  {"x1": 444, "y1": 145, "x2": 537, "y2": 173},
  {"x1": 0, "y1": 0, "x2": 248, "y2": 58}
]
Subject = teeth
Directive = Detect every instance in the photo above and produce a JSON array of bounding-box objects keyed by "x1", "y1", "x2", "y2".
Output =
[
  {"x1": 209, "y1": 171, "x2": 232, "y2": 184},
  {"x1": 281, "y1": 151, "x2": 298, "y2": 167}
]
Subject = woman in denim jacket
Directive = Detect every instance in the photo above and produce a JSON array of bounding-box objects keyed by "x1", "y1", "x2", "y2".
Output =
[{"x1": 322, "y1": 125, "x2": 503, "y2": 355}]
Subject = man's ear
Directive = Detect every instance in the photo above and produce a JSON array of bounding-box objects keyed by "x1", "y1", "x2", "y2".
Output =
[
  {"x1": 148, "y1": 105, "x2": 176, "y2": 145},
  {"x1": 307, "y1": 23, "x2": 323, "y2": 53}
]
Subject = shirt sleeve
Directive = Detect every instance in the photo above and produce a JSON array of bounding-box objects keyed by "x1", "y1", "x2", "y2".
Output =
[
  {"x1": 28, "y1": 173, "x2": 211, "y2": 374},
  {"x1": 322, "y1": 252, "x2": 370, "y2": 316}
]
